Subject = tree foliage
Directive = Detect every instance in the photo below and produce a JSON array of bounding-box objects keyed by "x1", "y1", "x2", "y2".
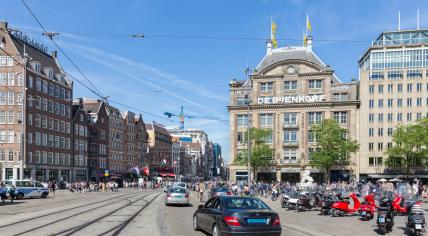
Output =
[
  {"x1": 234, "y1": 128, "x2": 273, "y2": 180},
  {"x1": 309, "y1": 119, "x2": 359, "y2": 183},
  {"x1": 385, "y1": 118, "x2": 428, "y2": 178}
]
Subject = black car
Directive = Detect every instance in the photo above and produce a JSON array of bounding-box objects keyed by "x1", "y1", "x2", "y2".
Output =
[
  {"x1": 210, "y1": 186, "x2": 232, "y2": 198},
  {"x1": 193, "y1": 196, "x2": 282, "y2": 236}
]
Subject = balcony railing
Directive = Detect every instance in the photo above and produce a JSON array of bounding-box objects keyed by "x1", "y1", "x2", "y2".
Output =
[
  {"x1": 283, "y1": 140, "x2": 299, "y2": 146},
  {"x1": 280, "y1": 159, "x2": 300, "y2": 164},
  {"x1": 283, "y1": 122, "x2": 298, "y2": 128}
]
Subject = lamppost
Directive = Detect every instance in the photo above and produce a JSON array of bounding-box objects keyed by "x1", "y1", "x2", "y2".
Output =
[{"x1": 244, "y1": 67, "x2": 252, "y2": 187}]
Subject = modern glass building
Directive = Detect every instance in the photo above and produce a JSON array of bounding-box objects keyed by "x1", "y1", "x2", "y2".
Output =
[{"x1": 358, "y1": 29, "x2": 428, "y2": 180}]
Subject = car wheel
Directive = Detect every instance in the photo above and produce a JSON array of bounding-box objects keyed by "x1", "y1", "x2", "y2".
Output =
[
  {"x1": 212, "y1": 224, "x2": 220, "y2": 236},
  {"x1": 193, "y1": 215, "x2": 200, "y2": 231},
  {"x1": 41, "y1": 192, "x2": 48, "y2": 198}
]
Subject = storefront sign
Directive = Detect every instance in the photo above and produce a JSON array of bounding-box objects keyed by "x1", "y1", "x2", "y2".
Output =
[{"x1": 257, "y1": 95, "x2": 326, "y2": 105}]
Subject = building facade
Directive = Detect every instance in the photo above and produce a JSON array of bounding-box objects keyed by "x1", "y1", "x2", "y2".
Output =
[
  {"x1": 358, "y1": 29, "x2": 428, "y2": 179},
  {"x1": 72, "y1": 99, "x2": 89, "y2": 181},
  {"x1": 1, "y1": 21, "x2": 76, "y2": 182},
  {"x1": 146, "y1": 123, "x2": 173, "y2": 175},
  {"x1": 228, "y1": 38, "x2": 360, "y2": 183}
]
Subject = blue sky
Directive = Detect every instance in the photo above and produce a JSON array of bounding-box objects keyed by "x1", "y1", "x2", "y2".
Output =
[{"x1": 2, "y1": 0, "x2": 426, "y2": 161}]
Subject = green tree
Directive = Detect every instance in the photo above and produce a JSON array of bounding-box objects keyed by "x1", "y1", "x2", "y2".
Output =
[
  {"x1": 309, "y1": 119, "x2": 359, "y2": 183},
  {"x1": 234, "y1": 128, "x2": 273, "y2": 181},
  {"x1": 385, "y1": 118, "x2": 428, "y2": 179}
]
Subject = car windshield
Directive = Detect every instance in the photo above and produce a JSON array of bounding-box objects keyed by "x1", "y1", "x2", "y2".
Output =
[
  {"x1": 213, "y1": 187, "x2": 228, "y2": 192},
  {"x1": 223, "y1": 198, "x2": 270, "y2": 210},
  {"x1": 169, "y1": 188, "x2": 186, "y2": 193}
]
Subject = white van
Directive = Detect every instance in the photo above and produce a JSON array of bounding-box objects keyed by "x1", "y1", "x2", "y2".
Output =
[{"x1": 2, "y1": 179, "x2": 49, "y2": 199}]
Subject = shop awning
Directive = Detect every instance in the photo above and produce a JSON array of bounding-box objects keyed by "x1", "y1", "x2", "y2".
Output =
[{"x1": 159, "y1": 172, "x2": 175, "y2": 178}]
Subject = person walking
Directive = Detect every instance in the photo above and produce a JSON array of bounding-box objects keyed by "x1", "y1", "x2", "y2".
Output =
[{"x1": 198, "y1": 181, "x2": 205, "y2": 202}]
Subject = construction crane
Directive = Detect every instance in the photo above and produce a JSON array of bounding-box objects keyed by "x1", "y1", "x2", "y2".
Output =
[{"x1": 164, "y1": 106, "x2": 227, "y2": 130}]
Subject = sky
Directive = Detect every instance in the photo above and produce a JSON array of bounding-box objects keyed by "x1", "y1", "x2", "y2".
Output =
[{"x1": 2, "y1": 0, "x2": 427, "y2": 162}]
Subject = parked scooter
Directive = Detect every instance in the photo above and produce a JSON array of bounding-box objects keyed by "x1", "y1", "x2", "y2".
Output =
[
  {"x1": 377, "y1": 197, "x2": 394, "y2": 234},
  {"x1": 320, "y1": 193, "x2": 342, "y2": 215},
  {"x1": 359, "y1": 194, "x2": 376, "y2": 220},
  {"x1": 406, "y1": 202, "x2": 426, "y2": 236},
  {"x1": 297, "y1": 191, "x2": 322, "y2": 212},
  {"x1": 331, "y1": 193, "x2": 360, "y2": 216},
  {"x1": 286, "y1": 192, "x2": 300, "y2": 210}
]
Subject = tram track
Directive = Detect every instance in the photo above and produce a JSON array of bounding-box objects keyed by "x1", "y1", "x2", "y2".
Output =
[
  {"x1": 0, "y1": 191, "x2": 140, "y2": 232},
  {"x1": 51, "y1": 191, "x2": 162, "y2": 236}
]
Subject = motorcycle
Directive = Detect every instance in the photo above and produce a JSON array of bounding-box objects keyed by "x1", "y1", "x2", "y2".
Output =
[
  {"x1": 377, "y1": 198, "x2": 394, "y2": 234},
  {"x1": 359, "y1": 194, "x2": 376, "y2": 220},
  {"x1": 319, "y1": 193, "x2": 342, "y2": 215},
  {"x1": 297, "y1": 192, "x2": 321, "y2": 212},
  {"x1": 406, "y1": 202, "x2": 426, "y2": 236},
  {"x1": 285, "y1": 192, "x2": 300, "y2": 210},
  {"x1": 331, "y1": 193, "x2": 360, "y2": 217}
]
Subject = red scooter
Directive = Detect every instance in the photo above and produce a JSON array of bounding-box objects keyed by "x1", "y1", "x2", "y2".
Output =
[
  {"x1": 392, "y1": 194, "x2": 422, "y2": 215},
  {"x1": 358, "y1": 194, "x2": 376, "y2": 220},
  {"x1": 331, "y1": 193, "x2": 361, "y2": 217}
]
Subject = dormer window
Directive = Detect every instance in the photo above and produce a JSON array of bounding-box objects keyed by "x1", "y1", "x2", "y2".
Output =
[
  {"x1": 31, "y1": 62, "x2": 41, "y2": 72},
  {"x1": 43, "y1": 67, "x2": 54, "y2": 79}
]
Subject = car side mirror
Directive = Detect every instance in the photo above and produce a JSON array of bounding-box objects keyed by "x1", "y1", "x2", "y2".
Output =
[{"x1": 198, "y1": 205, "x2": 203, "y2": 209}]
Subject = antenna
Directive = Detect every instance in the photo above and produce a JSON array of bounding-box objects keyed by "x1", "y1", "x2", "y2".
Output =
[
  {"x1": 417, "y1": 9, "x2": 420, "y2": 30},
  {"x1": 398, "y1": 11, "x2": 401, "y2": 31}
]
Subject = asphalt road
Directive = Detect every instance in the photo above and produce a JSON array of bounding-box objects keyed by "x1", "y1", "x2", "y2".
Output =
[{"x1": 1, "y1": 189, "x2": 421, "y2": 236}]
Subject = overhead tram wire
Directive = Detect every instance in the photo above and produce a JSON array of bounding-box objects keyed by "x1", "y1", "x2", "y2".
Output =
[
  {"x1": 20, "y1": 0, "x2": 104, "y2": 100},
  {"x1": 21, "y1": 30, "x2": 371, "y2": 44},
  {"x1": 0, "y1": 35, "x2": 174, "y2": 123}
]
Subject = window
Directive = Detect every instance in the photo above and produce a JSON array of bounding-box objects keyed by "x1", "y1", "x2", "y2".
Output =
[
  {"x1": 32, "y1": 62, "x2": 41, "y2": 72},
  {"x1": 387, "y1": 71, "x2": 402, "y2": 80},
  {"x1": 378, "y1": 114, "x2": 384, "y2": 122},
  {"x1": 397, "y1": 113, "x2": 402, "y2": 122},
  {"x1": 417, "y1": 83, "x2": 422, "y2": 92},
  {"x1": 416, "y1": 113, "x2": 422, "y2": 120},
  {"x1": 308, "y1": 80, "x2": 322, "y2": 89},
  {"x1": 237, "y1": 115, "x2": 248, "y2": 127},
  {"x1": 284, "y1": 113, "x2": 297, "y2": 126},
  {"x1": 369, "y1": 99, "x2": 374, "y2": 108},
  {"x1": 0, "y1": 92, "x2": 6, "y2": 105},
  {"x1": 284, "y1": 148, "x2": 298, "y2": 162},
  {"x1": 417, "y1": 98, "x2": 422, "y2": 107},
  {"x1": 308, "y1": 112, "x2": 322, "y2": 124},
  {"x1": 35, "y1": 114, "x2": 41, "y2": 127},
  {"x1": 7, "y1": 92, "x2": 14, "y2": 105},
  {"x1": 369, "y1": 157, "x2": 383, "y2": 166},
  {"x1": 378, "y1": 85, "x2": 383, "y2": 93},
  {"x1": 237, "y1": 132, "x2": 244, "y2": 142},
  {"x1": 387, "y1": 128, "x2": 393, "y2": 136},
  {"x1": 7, "y1": 110, "x2": 14, "y2": 124},
  {"x1": 27, "y1": 132, "x2": 32, "y2": 144},
  {"x1": 260, "y1": 82, "x2": 273, "y2": 92},
  {"x1": 35, "y1": 77, "x2": 41, "y2": 91},
  {"x1": 387, "y1": 99, "x2": 393, "y2": 107},
  {"x1": 407, "y1": 98, "x2": 412, "y2": 107},
  {"x1": 259, "y1": 114, "x2": 273, "y2": 127},
  {"x1": 370, "y1": 72, "x2": 384, "y2": 80},
  {"x1": 333, "y1": 111, "x2": 347, "y2": 124},
  {"x1": 0, "y1": 130, "x2": 6, "y2": 143},
  {"x1": 407, "y1": 70, "x2": 422, "y2": 79},
  {"x1": 264, "y1": 133, "x2": 273, "y2": 144},
  {"x1": 387, "y1": 113, "x2": 393, "y2": 122},
  {"x1": 332, "y1": 93, "x2": 348, "y2": 101},
  {"x1": 284, "y1": 81, "x2": 297, "y2": 90},
  {"x1": 0, "y1": 111, "x2": 5, "y2": 124},
  {"x1": 397, "y1": 98, "x2": 403, "y2": 107},
  {"x1": 369, "y1": 143, "x2": 374, "y2": 151},
  {"x1": 7, "y1": 73, "x2": 14, "y2": 86},
  {"x1": 369, "y1": 128, "x2": 374, "y2": 137},
  {"x1": 407, "y1": 83, "x2": 413, "y2": 92},
  {"x1": 28, "y1": 114, "x2": 32, "y2": 126},
  {"x1": 378, "y1": 128, "x2": 383, "y2": 136},
  {"x1": 378, "y1": 99, "x2": 383, "y2": 108},
  {"x1": 0, "y1": 73, "x2": 5, "y2": 85},
  {"x1": 387, "y1": 84, "x2": 393, "y2": 93},
  {"x1": 378, "y1": 143, "x2": 383, "y2": 151},
  {"x1": 398, "y1": 84, "x2": 403, "y2": 92},
  {"x1": 284, "y1": 130, "x2": 297, "y2": 143},
  {"x1": 407, "y1": 113, "x2": 412, "y2": 122},
  {"x1": 35, "y1": 132, "x2": 41, "y2": 145},
  {"x1": 369, "y1": 85, "x2": 375, "y2": 94},
  {"x1": 8, "y1": 149, "x2": 13, "y2": 162}
]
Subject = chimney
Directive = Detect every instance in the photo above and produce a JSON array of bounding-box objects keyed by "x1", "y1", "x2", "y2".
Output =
[
  {"x1": 266, "y1": 40, "x2": 273, "y2": 55},
  {"x1": 306, "y1": 36, "x2": 313, "y2": 51},
  {"x1": 0, "y1": 21, "x2": 8, "y2": 31},
  {"x1": 51, "y1": 50, "x2": 57, "y2": 59}
]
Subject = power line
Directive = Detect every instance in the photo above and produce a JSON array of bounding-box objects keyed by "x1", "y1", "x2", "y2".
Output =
[
  {"x1": 20, "y1": 0, "x2": 104, "y2": 99},
  {"x1": 108, "y1": 100, "x2": 175, "y2": 123}
]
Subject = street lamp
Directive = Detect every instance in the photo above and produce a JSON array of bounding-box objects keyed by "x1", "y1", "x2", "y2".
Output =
[{"x1": 244, "y1": 67, "x2": 252, "y2": 187}]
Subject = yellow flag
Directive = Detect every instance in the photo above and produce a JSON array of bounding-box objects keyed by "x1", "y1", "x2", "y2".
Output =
[
  {"x1": 303, "y1": 30, "x2": 307, "y2": 46},
  {"x1": 271, "y1": 19, "x2": 278, "y2": 48},
  {"x1": 306, "y1": 14, "x2": 312, "y2": 33}
]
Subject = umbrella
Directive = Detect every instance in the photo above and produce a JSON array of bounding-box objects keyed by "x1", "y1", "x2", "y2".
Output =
[
  {"x1": 378, "y1": 178, "x2": 387, "y2": 182},
  {"x1": 390, "y1": 178, "x2": 401, "y2": 182}
]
